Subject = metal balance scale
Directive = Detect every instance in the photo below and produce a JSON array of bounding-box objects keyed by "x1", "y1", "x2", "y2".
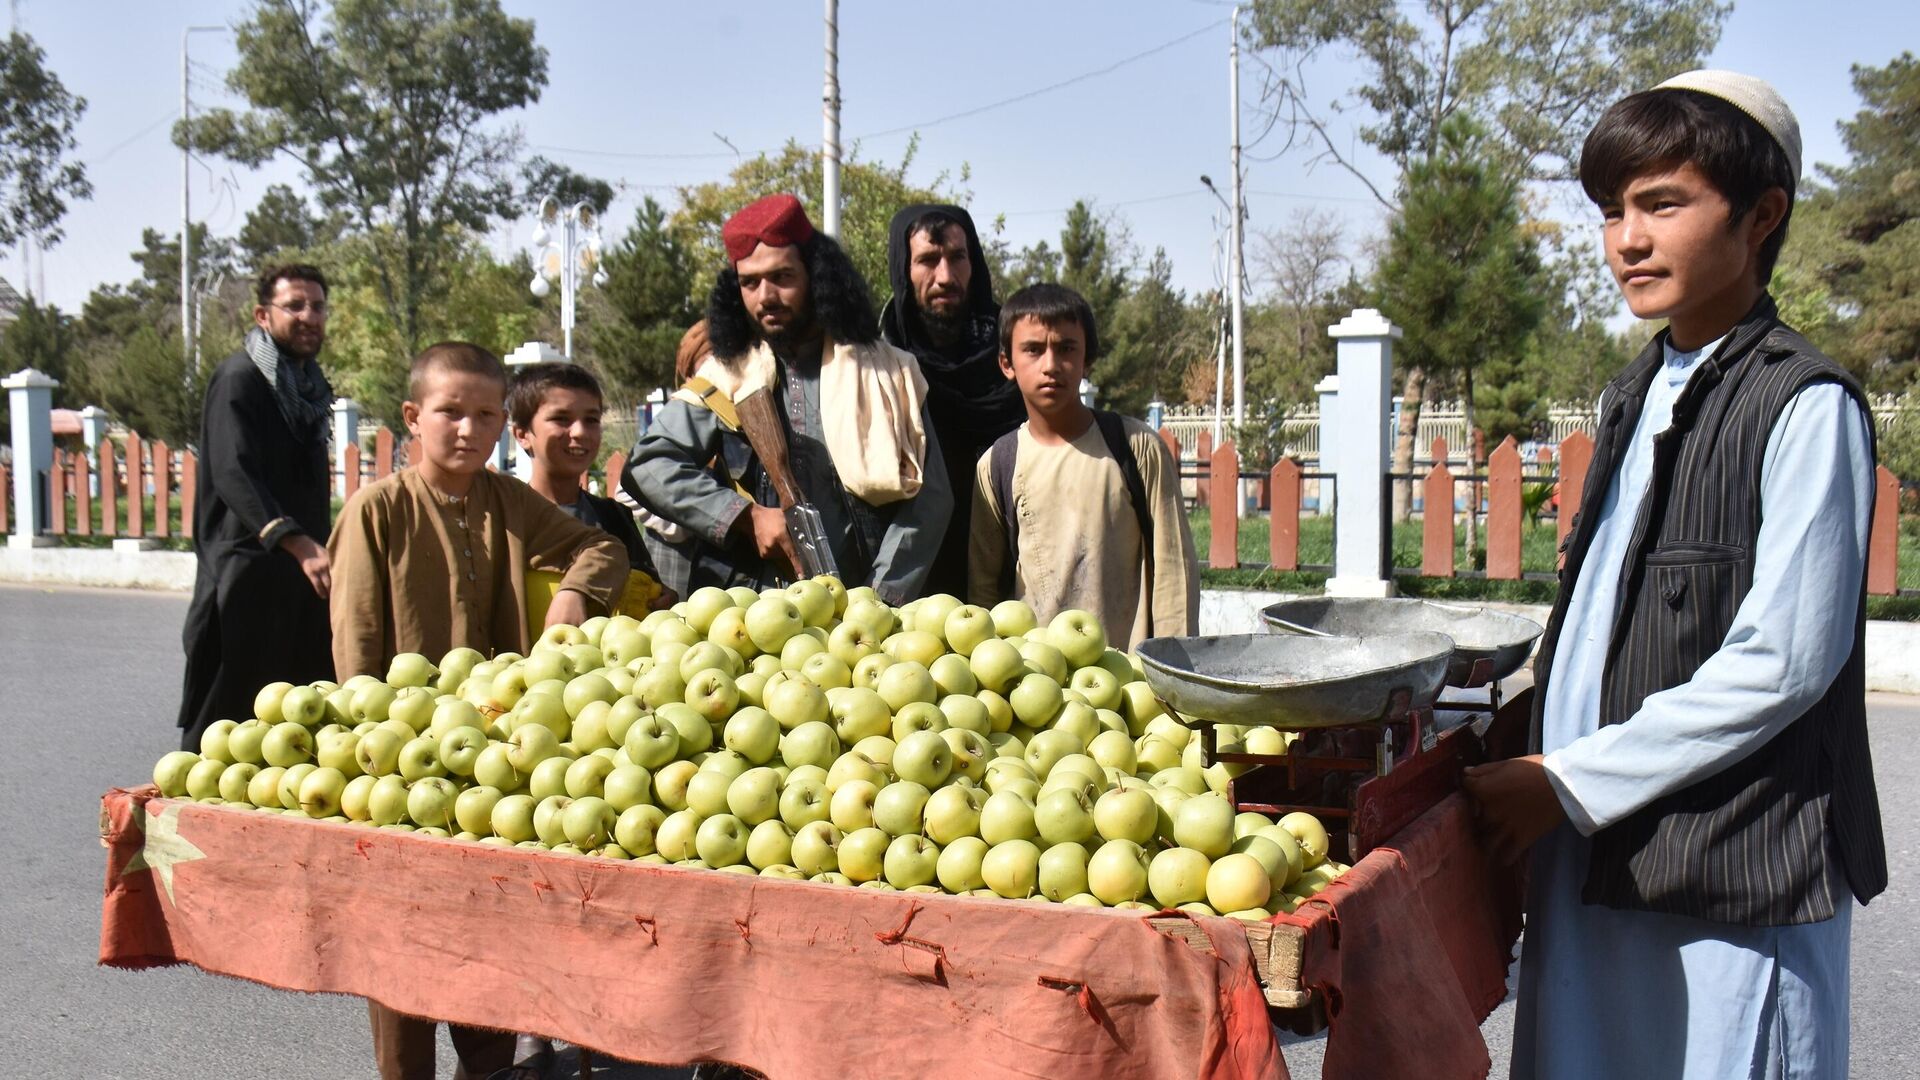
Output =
[{"x1": 1136, "y1": 600, "x2": 1544, "y2": 863}]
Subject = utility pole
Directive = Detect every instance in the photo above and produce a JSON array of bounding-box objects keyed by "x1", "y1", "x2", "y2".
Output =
[
  {"x1": 821, "y1": 0, "x2": 842, "y2": 237},
  {"x1": 181, "y1": 26, "x2": 224, "y2": 387},
  {"x1": 1229, "y1": 5, "x2": 1246, "y2": 436}
]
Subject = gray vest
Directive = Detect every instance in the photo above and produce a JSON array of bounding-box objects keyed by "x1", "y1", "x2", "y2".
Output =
[{"x1": 1532, "y1": 297, "x2": 1888, "y2": 926}]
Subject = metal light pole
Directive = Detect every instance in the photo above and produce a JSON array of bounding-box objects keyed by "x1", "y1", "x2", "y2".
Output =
[
  {"x1": 821, "y1": 0, "x2": 842, "y2": 237},
  {"x1": 527, "y1": 197, "x2": 607, "y2": 359},
  {"x1": 1228, "y1": 5, "x2": 1246, "y2": 438},
  {"x1": 181, "y1": 24, "x2": 225, "y2": 391}
]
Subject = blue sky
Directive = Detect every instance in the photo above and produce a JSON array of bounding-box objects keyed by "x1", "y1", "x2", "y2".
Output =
[{"x1": 8, "y1": 0, "x2": 1911, "y2": 319}]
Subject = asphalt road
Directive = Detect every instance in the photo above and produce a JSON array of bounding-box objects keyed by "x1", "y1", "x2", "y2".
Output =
[{"x1": 3, "y1": 582, "x2": 1914, "y2": 1079}]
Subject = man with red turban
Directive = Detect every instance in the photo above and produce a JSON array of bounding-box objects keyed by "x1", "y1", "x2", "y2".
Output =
[{"x1": 624, "y1": 194, "x2": 951, "y2": 603}]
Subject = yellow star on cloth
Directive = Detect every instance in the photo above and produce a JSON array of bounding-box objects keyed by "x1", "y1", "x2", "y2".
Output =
[{"x1": 122, "y1": 802, "x2": 207, "y2": 908}]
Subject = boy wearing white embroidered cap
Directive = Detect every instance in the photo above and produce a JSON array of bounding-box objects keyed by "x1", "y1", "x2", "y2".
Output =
[{"x1": 1463, "y1": 71, "x2": 1885, "y2": 1079}]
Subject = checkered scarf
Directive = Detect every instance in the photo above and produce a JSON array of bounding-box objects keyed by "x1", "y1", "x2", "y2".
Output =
[{"x1": 246, "y1": 327, "x2": 333, "y2": 443}]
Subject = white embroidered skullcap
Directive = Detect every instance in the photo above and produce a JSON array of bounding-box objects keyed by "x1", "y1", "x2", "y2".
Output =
[{"x1": 1655, "y1": 69, "x2": 1802, "y2": 180}]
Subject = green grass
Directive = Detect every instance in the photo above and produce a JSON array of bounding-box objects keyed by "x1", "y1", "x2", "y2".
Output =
[{"x1": 1191, "y1": 509, "x2": 1920, "y2": 618}]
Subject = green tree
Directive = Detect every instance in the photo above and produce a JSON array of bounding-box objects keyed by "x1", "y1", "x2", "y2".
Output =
[
  {"x1": 1516, "y1": 232, "x2": 1629, "y2": 407},
  {"x1": 1100, "y1": 248, "x2": 1202, "y2": 416},
  {"x1": 0, "y1": 298, "x2": 79, "y2": 431},
  {"x1": 589, "y1": 197, "x2": 700, "y2": 401},
  {"x1": 182, "y1": 0, "x2": 548, "y2": 356},
  {"x1": 238, "y1": 183, "x2": 329, "y2": 269},
  {"x1": 520, "y1": 156, "x2": 615, "y2": 217},
  {"x1": 1822, "y1": 53, "x2": 1920, "y2": 389},
  {"x1": 1376, "y1": 118, "x2": 1545, "y2": 508},
  {"x1": 0, "y1": 30, "x2": 90, "y2": 248},
  {"x1": 672, "y1": 139, "x2": 960, "y2": 306}
]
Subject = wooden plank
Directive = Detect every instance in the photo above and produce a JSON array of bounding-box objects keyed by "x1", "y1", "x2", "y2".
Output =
[
  {"x1": 1195, "y1": 431, "x2": 1212, "y2": 508},
  {"x1": 0, "y1": 462, "x2": 8, "y2": 533},
  {"x1": 152, "y1": 441, "x2": 171, "y2": 538},
  {"x1": 1422, "y1": 437, "x2": 1454, "y2": 577},
  {"x1": 344, "y1": 442, "x2": 361, "y2": 498},
  {"x1": 1485, "y1": 436, "x2": 1522, "y2": 580},
  {"x1": 1147, "y1": 916, "x2": 1311, "y2": 1010},
  {"x1": 48, "y1": 450, "x2": 66, "y2": 535},
  {"x1": 375, "y1": 427, "x2": 394, "y2": 479},
  {"x1": 1209, "y1": 441, "x2": 1239, "y2": 570},
  {"x1": 1556, "y1": 431, "x2": 1592, "y2": 568},
  {"x1": 74, "y1": 452, "x2": 92, "y2": 536},
  {"x1": 125, "y1": 433, "x2": 145, "y2": 538},
  {"x1": 1269, "y1": 458, "x2": 1300, "y2": 572},
  {"x1": 180, "y1": 452, "x2": 197, "y2": 540},
  {"x1": 99, "y1": 442, "x2": 117, "y2": 539},
  {"x1": 1868, "y1": 464, "x2": 1899, "y2": 596}
]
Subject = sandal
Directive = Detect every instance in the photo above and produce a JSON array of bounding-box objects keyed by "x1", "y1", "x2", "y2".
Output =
[{"x1": 485, "y1": 1034, "x2": 555, "y2": 1080}]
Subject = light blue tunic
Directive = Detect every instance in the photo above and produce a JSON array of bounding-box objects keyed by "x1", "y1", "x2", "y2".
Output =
[{"x1": 1514, "y1": 336, "x2": 1875, "y2": 1080}]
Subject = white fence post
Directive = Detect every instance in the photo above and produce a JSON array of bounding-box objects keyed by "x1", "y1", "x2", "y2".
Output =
[
  {"x1": 331, "y1": 397, "x2": 360, "y2": 498},
  {"x1": 1325, "y1": 310, "x2": 1400, "y2": 598},
  {"x1": 5, "y1": 367, "x2": 60, "y2": 546},
  {"x1": 79, "y1": 405, "x2": 109, "y2": 498},
  {"x1": 503, "y1": 341, "x2": 568, "y2": 478}
]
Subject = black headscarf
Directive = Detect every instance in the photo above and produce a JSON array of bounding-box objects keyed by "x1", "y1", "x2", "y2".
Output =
[{"x1": 880, "y1": 204, "x2": 1028, "y2": 598}]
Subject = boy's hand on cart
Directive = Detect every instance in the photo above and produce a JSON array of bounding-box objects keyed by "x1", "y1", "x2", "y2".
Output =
[
  {"x1": 544, "y1": 588, "x2": 591, "y2": 630},
  {"x1": 1462, "y1": 755, "x2": 1565, "y2": 865}
]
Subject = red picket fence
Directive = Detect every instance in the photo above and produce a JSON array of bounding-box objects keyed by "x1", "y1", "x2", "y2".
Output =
[{"x1": 1186, "y1": 430, "x2": 1907, "y2": 596}]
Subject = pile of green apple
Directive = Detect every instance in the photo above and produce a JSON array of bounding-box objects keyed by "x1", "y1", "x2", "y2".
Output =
[{"x1": 150, "y1": 579, "x2": 1349, "y2": 919}]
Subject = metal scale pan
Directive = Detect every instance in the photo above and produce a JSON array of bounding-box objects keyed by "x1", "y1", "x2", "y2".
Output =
[
  {"x1": 1134, "y1": 632, "x2": 1455, "y2": 729},
  {"x1": 1261, "y1": 598, "x2": 1544, "y2": 687}
]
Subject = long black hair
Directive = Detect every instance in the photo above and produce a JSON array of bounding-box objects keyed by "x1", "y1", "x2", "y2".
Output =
[{"x1": 706, "y1": 231, "x2": 880, "y2": 359}]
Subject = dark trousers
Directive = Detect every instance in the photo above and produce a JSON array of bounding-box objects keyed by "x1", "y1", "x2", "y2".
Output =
[{"x1": 368, "y1": 1000, "x2": 516, "y2": 1080}]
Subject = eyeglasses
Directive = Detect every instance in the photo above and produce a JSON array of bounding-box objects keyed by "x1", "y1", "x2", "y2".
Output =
[{"x1": 271, "y1": 300, "x2": 330, "y2": 318}]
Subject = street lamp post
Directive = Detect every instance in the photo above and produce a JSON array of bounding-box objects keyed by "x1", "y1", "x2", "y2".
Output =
[{"x1": 527, "y1": 196, "x2": 607, "y2": 358}]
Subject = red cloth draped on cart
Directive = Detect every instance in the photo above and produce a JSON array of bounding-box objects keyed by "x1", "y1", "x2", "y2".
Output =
[
  {"x1": 1276, "y1": 793, "x2": 1524, "y2": 1080},
  {"x1": 100, "y1": 787, "x2": 1283, "y2": 1080}
]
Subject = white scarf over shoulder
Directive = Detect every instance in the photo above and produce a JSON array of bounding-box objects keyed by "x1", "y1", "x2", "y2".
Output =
[{"x1": 692, "y1": 336, "x2": 930, "y2": 505}]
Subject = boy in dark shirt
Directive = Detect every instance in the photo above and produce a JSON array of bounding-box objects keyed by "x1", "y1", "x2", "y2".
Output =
[{"x1": 508, "y1": 362, "x2": 673, "y2": 613}]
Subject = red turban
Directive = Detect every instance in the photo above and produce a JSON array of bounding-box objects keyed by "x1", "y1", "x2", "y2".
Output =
[{"x1": 722, "y1": 194, "x2": 816, "y2": 262}]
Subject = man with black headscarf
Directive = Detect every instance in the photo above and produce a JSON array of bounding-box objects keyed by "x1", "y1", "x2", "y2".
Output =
[
  {"x1": 880, "y1": 204, "x2": 1027, "y2": 599},
  {"x1": 176, "y1": 264, "x2": 337, "y2": 750}
]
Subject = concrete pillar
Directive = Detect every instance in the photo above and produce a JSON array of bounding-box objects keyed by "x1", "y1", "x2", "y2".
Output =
[
  {"x1": 1314, "y1": 374, "x2": 1339, "y2": 517},
  {"x1": 503, "y1": 341, "x2": 568, "y2": 478},
  {"x1": 1324, "y1": 310, "x2": 1400, "y2": 598},
  {"x1": 5, "y1": 367, "x2": 59, "y2": 547},
  {"x1": 331, "y1": 397, "x2": 360, "y2": 498},
  {"x1": 1147, "y1": 400, "x2": 1165, "y2": 430},
  {"x1": 79, "y1": 405, "x2": 109, "y2": 498}
]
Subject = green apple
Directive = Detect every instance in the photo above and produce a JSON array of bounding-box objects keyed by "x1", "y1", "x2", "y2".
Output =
[
  {"x1": 602, "y1": 764, "x2": 653, "y2": 812},
  {"x1": 635, "y1": 662, "x2": 688, "y2": 711},
  {"x1": 682, "y1": 769, "x2": 731, "y2": 818},
  {"x1": 1023, "y1": 728, "x2": 1083, "y2": 779},
  {"x1": 1039, "y1": 841, "x2": 1091, "y2": 901},
  {"x1": 397, "y1": 735, "x2": 447, "y2": 782},
  {"x1": 702, "y1": 604, "x2": 758, "y2": 660},
  {"x1": 989, "y1": 599, "x2": 1038, "y2": 638},
  {"x1": 1254, "y1": 825, "x2": 1306, "y2": 887},
  {"x1": 1233, "y1": 811, "x2": 1271, "y2": 841},
  {"x1": 198, "y1": 720, "x2": 240, "y2": 765},
  {"x1": 748, "y1": 653, "x2": 783, "y2": 677},
  {"x1": 1084, "y1": 839, "x2": 1151, "y2": 905},
  {"x1": 384, "y1": 686, "x2": 435, "y2": 734},
  {"x1": 1093, "y1": 787, "x2": 1158, "y2": 845},
  {"x1": 1017, "y1": 640, "x2": 1070, "y2": 685},
  {"x1": 515, "y1": 692, "x2": 574, "y2": 743},
  {"x1": 1278, "y1": 812, "x2": 1331, "y2": 870},
  {"x1": 824, "y1": 750, "x2": 885, "y2": 793},
  {"x1": 842, "y1": 598, "x2": 895, "y2": 641},
  {"x1": 828, "y1": 779, "x2": 879, "y2": 832},
  {"x1": 884, "y1": 834, "x2": 941, "y2": 888},
  {"x1": 602, "y1": 697, "x2": 648, "y2": 747},
  {"x1": 922, "y1": 782, "x2": 986, "y2": 844},
  {"x1": 261, "y1": 722, "x2": 315, "y2": 768},
  {"x1": 680, "y1": 670, "x2": 738, "y2": 731},
  {"x1": 252, "y1": 681, "x2": 294, "y2": 725},
  {"x1": 1120, "y1": 683, "x2": 1166, "y2": 735},
  {"x1": 891, "y1": 730, "x2": 954, "y2": 789},
  {"x1": 763, "y1": 674, "x2": 829, "y2": 731},
  {"x1": 1207, "y1": 852, "x2": 1273, "y2": 912},
  {"x1": 224, "y1": 719, "x2": 269, "y2": 766},
  {"x1": 349, "y1": 682, "x2": 399, "y2": 725},
  {"x1": 850, "y1": 735, "x2": 897, "y2": 775},
  {"x1": 531, "y1": 794, "x2": 574, "y2": 846},
  {"x1": 826, "y1": 686, "x2": 891, "y2": 744},
  {"x1": 621, "y1": 714, "x2": 681, "y2": 769},
  {"x1": 884, "y1": 630, "x2": 946, "y2": 669},
  {"x1": 246, "y1": 765, "x2": 286, "y2": 809},
  {"x1": 657, "y1": 702, "x2": 713, "y2": 755},
  {"x1": 471, "y1": 742, "x2": 524, "y2": 793},
  {"x1": 837, "y1": 826, "x2": 891, "y2": 883},
  {"x1": 506, "y1": 722, "x2": 560, "y2": 773},
  {"x1": 449, "y1": 785, "x2": 502, "y2": 835},
  {"x1": 1069, "y1": 666, "x2": 1123, "y2": 712},
  {"x1": 538, "y1": 623, "x2": 588, "y2": 650},
  {"x1": 797, "y1": 651, "x2": 851, "y2": 691},
  {"x1": 184, "y1": 757, "x2": 226, "y2": 800},
  {"x1": 478, "y1": 793, "x2": 534, "y2": 843},
  {"x1": 726, "y1": 767, "x2": 782, "y2": 825},
  {"x1": 941, "y1": 728, "x2": 992, "y2": 784},
  {"x1": 314, "y1": 729, "x2": 361, "y2": 777},
  {"x1": 217, "y1": 761, "x2": 260, "y2": 804},
  {"x1": 339, "y1": 773, "x2": 377, "y2": 821},
  {"x1": 681, "y1": 587, "x2": 734, "y2": 635},
  {"x1": 561, "y1": 796, "x2": 617, "y2": 849},
  {"x1": 778, "y1": 720, "x2": 841, "y2": 772},
  {"x1": 1009, "y1": 673, "x2": 1065, "y2": 729},
  {"x1": 652, "y1": 760, "x2": 699, "y2": 812},
  {"x1": 614, "y1": 803, "x2": 665, "y2": 856},
  {"x1": 940, "y1": 605, "x2": 997, "y2": 658},
  {"x1": 428, "y1": 726, "x2": 482, "y2": 778},
  {"x1": 1046, "y1": 610, "x2": 1108, "y2": 669},
  {"x1": 979, "y1": 790, "x2": 1039, "y2": 845},
  {"x1": 778, "y1": 629, "x2": 827, "y2": 672},
  {"x1": 966, "y1": 639, "x2": 1025, "y2": 697},
  {"x1": 434, "y1": 646, "x2": 485, "y2": 693},
  {"x1": 871, "y1": 661, "x2": 933, "y2": 713},
  {"x1": 1175, "y1": 793, "x2": 1237, "y2": 858},
  {"x1": 290, "y1": 765, "x2": 343, "y2": 817},
  {"x1": 274, "y1": 684, "x2": 324, "y2": 727},
  {"x1": 911, "y1": 593, "x2": 962, "y2": 639},
  {"x1": 1035, "y1": 786, "x2": 1097, "y2": 846},
  {"x1": 936, "y1": 694, "x2": 991, "y2": 736},
  {"x1": 936, "y1": 835, "x2": 989, "y2": 893},
  {"x1": 563, "y1": 642, "x2": 604, "y2": 675},
  {"x1": 1052, "y1": 703, "x2": 1102, "y2": 750},
  {"x1": 1134, "y1": 734, "x2": 1182, "y2": 774},
  {"x1": 1085, "y1": 729, "x2": 1137, "y2": 775},
  {"x1": 923, "y1": 653, "x2": 975, "y2": 698},
  {"x1": 718, "y1": 705, "x2": 778, "y2": 765},
  {"x1": 791, "y1": 820, "x2": 842, "y2": 876},
  {"x1": 654, "y1": 808, "x2": 702, "y2": 861},
  {"x1": 744, "y1": 818, "x2": 795, "y2": 870},
  {"x1": 872, "y1": 780, "x2": 932, "y2": 837},
  {"x1": 528, "y1": 755, "x2": 575, "y2": 800},
  {"x1": 781, "y1": 579, "x2": 834, "y2": 628},
  {"x1": 826, "y1": 620, "x2": 882, "y2": 668},
  {"x1": 561, "y1": 672, "x2": 618, "y2": 721},
  {"x1": 426, "y1": 698, "x2": 483, "y2": 738},
  {"x1": 982, "y1": 839, "x2": 1042, "y2": 899},
  {"x1": 850, "y1": 652, "x2": 894, "y2": 691},
  {"x1": 976, "y1": 690, "x2": 1015, "y2": 734},
  {"x1": 778, "y1": 774, "x2": 830, "y2": 829},
  {"x1": 366, "y1": 773, "x2": 409, "y2": 825},
  {"x1": 565, "y1": 753, "x2": 618, "y2": 799}
]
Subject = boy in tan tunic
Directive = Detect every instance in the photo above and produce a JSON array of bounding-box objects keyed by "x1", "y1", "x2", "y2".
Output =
[
  {"x1": 327, "y1": 341, "x2": 628, "y2": 1080},
  {"x1": 968, "y1": 284, "x2": 1197, "y2": 648}
]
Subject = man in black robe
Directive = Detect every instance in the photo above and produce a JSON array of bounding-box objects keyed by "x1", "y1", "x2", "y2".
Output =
[
  {"x1": 879, "y1": 204, "x2": 1026, "y2": 599},
  {"x1": 177, "y1": 264, "x2": 337, "y2": 749}
]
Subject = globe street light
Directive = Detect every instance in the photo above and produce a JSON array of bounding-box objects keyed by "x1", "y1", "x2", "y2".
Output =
[{"x1": 527, "y1": 196, "x2": 608, "y2": 358}]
